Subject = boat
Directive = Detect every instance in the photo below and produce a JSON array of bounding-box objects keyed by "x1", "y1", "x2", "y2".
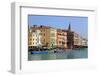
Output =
[{"x1": 31, "y1": 51, "x2": 48, "y2": 54}]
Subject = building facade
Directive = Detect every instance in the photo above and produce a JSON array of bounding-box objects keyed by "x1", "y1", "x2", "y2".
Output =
[
  {"x1": 28, "y1": 24, "x2": 88, "y2": 50},
  {"x1": 57, "y1": 29, "x2": 67, "y2": 49},
  {"x1": 28, "y1": 28, "x2": 41, "y2": 48},
  {"x1": 67, "y1": 24, "x2": 88, "y2": 49},
  {"x1": 50, "y1": 28, "x2": 57, "y2": 48},
  {"x1": 29, "y1": 25, "x2": 57, "y2": 48},
  {"x1": 81, "y1": 38, "x2": 88, "y2": 47}
]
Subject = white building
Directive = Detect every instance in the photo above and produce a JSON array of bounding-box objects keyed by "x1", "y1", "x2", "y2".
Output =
[
  {"x1": 50, "y1": 28, "x2": 57, "y2": 47},
  {"x1": 81, "y1": 38, "x2": 88, "y2": 46},
  {"x1": 28, "y1": 29, "x2": 41, "y2": 47}
]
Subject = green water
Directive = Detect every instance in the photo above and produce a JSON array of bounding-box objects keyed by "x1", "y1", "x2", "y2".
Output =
[{"x1": 28, "y1": 48, "x2": 88, "y2": 61}]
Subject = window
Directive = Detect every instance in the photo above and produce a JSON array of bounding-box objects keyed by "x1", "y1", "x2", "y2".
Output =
[
  {"x1": 39, "y1": 33, "x2": 42, "y2": 35},
  {"x1": 28, "y1": 42, "x2": 32, "y2": 45},
  {"x1": 42, "y1": 42, "x2": 44, "y2": 44},
  {"x1": 59, "y1": 41, "x2": 62, "y2": 43},
  {"x1": 62, "y1": 42, "x2": 65, "y2": 44}
]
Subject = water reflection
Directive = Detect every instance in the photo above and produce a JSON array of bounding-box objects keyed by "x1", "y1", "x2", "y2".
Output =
[{"x1": 28, "y1": 48, "x2": 88, "y2": 61}]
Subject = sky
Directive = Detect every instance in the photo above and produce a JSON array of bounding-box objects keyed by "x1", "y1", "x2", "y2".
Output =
[{"x1": 28, "y1": 15, "x2": 88, "y2": 39}]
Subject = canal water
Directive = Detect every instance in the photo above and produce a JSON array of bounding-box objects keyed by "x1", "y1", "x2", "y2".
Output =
[{"x1": 28, "y1": 48, "x2": 88, "y2": 61}]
